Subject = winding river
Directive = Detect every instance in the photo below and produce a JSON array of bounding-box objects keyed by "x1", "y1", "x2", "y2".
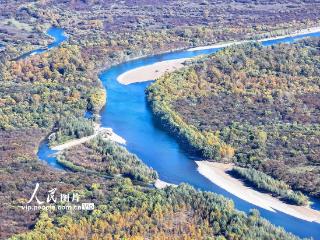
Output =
[
  {"x1": 36, "y1": 27, "x2": 320, "y2": 239},
  {"x1": 16, "y1": 27, "x2": 67, "y2": 60}
]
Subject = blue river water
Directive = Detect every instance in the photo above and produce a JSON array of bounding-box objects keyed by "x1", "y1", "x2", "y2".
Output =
[
  {"x1": 37, "y1": 27, "x2": 320, "y2": 238},
  {"x1": 16, "y1": 27, "x2": 67, "y2": 60}
]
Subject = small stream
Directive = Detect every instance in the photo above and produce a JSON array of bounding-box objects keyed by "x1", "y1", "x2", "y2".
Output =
[{"x1": 16, "y1": 27, "x2": 67, "y2": 60}]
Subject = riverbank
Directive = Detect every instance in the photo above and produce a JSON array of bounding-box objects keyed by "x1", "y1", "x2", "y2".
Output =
[
  {"x1": 113, "y1": 25, "x2": 320, "y2": 223},
  {"x1": 93, "y1": 24, "x2": 320, "y2": 238},
  {"x1": 51, "y1": 124, "x2": 126, "y2": 151},
  {"x1": 154, "y1": 179, "x2": 176, "y2": 189},
  {"x1": 117, "y1": 58, "x2": 190, "y2": 85},
  {"x1": 196, "y1": 161, "x2": 320, "y2": 223},
  {"x1": 188, "y1": 26, "x2": 320, "y2": 51},
  {"x1": 116, "y1": 26, "x2": 320, "y2": 85}
]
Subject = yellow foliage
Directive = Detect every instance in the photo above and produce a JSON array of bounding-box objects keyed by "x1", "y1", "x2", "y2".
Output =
[
  {"x1": 220, "y1": 144, "x2": 235, "y2": 160},
  {"x1": 90, "y1": 88, "x2": 106, "y2": 112}
]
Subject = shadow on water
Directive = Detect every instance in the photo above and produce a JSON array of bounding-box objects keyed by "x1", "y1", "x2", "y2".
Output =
[{"x1": 145, "y1": 95, "x2": 204, "y2": 159}]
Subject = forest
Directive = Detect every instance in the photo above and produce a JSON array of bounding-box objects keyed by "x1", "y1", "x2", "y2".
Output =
[
  {"x1": 0, "y1": 127, "x2": 300, "y2": 240},
  {"x1": 2, "y1": 0, "x2": 320, "y2": 64},
  {"x1": 147, "y1": 38, "x2": 320, "y2": 199},
  {"x1": 48, "y1": 116, "x2": 95, "y2": 146},
  {"x1": 58, "y1": 136, "x2": 158, "y2": 183},
  {"x1": 0, "y1": 45, "x2": 106, "y2": 131},
  {"x1": 1, "y1": 0, "x2": 320, "y2": 239},
  {"x1": 12, "y1": 181, "x2": 301, "y2": 240},
  {"x1": 230, "y1": 167, "x2": 308, "y2": 206}
]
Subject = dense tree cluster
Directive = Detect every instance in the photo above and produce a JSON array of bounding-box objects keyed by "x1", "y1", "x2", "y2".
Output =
[
  {"x1": 49, "y1": 116, "x2": 95, "y2": 146},
  {"x1": 0, "y1": 45, "x2": 105, "y2": 131},
  {"x1": 147, "y1": 38, "x2": 320, "y2": 199},
  {"x1": 58, "y1": 137, "x2": 158, "y2": 183},
  {"x1": 231, "y1": 167, "x2": 308, "y2": 205},
  {"x1": 12, "y1": 182, "x2": 300, "y2": 240}
]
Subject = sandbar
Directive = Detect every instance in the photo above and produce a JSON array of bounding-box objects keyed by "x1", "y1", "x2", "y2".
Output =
[{"x1": 196, "y1": 161, "x2": 320, "y2": 223}]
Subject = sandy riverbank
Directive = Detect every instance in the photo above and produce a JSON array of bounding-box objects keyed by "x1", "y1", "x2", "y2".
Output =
[
  {"x1": 154, "y1": 179, "x2": 176, "y2": 189},
  {"x1": 117, "y1": 26, "x2": 320, "y2": 85},
  {"x1": 117, "y1": 58, "x2": 190, "y2": 85},
  {"x1": 51, "y1": 124, "x2": 126, "y2": 151},
  {"x1": 114, "y1": 25, "x2": 320, "y2": 223},
  {"x1": 188, "y1": 26, "x2": 320, "y2": 51},
  {"x1": 196, "y1": 161, "x2": 320, "y2": 223}
]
